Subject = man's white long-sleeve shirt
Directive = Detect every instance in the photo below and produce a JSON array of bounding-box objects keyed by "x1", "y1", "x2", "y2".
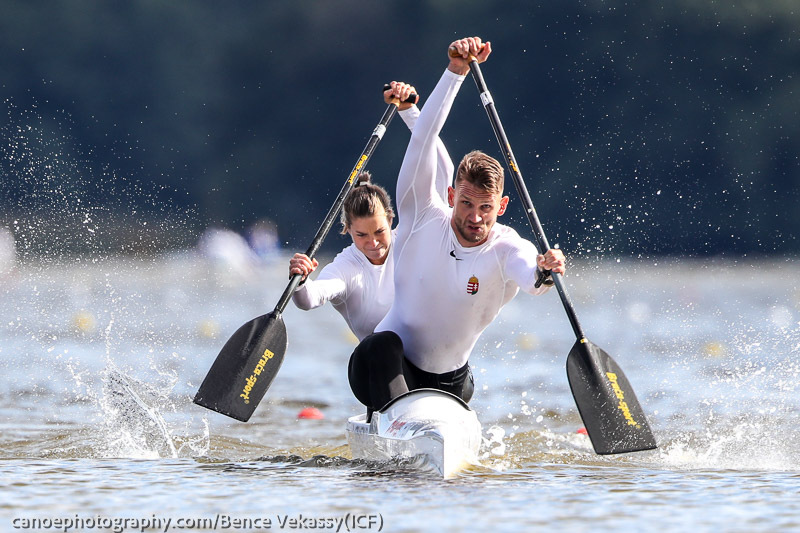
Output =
[{"x1": 375, "y1": 69, "x2": 550, "y2": 373}]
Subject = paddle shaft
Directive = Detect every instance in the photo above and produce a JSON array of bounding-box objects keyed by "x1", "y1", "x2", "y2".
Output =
[
  {"x1": 272, "y1": 103, "x2": 400, "y2": 314},
  {"x1": 458, "y1": 51, "x2": 657, "y2": 454},
  {"x1": 465, "y1": 58, "x2": 586, "y2": 340}
]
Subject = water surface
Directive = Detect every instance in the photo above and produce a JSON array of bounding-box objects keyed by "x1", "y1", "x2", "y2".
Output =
[{"x1": 2, "y1": 254, "x2": 799, "y2": 532}]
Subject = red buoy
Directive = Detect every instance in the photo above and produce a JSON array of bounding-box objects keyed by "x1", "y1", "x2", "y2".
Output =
[{"x1": 297, "y1": 407, "x2": 324, "y2": 420}]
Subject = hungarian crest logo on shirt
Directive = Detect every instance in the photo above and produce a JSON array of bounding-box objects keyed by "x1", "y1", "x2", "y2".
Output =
[{"x1": 466, "y1": 275, "x2": 479, "y2": 295}]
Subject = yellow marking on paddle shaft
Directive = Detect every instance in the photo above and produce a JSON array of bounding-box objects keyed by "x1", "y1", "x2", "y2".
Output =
[
  {"x1": 605, "y1": 372, "x2": 640, "y2": 427},
  {"x1": 348, "y1": 155, "x2": 368, "y2": 184},
  {"x1": 240, "y1": 348, "x2": 275, "y2": 404},
  {"x1": 506, "y1": 147, "x2": 519, "y2": 173}
]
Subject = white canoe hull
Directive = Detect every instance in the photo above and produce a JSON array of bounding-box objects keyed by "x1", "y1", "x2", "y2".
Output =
[{"x1": 346, "y1": 389, "x2": 482, "y2": 478}]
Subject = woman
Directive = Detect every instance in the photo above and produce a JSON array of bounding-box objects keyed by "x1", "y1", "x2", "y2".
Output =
[
  {"x1": 289, "y1": 81, "x2": 453, "y2": 340},
  {"x1": 290, "y1": 171, "x2": 394, "y2": 340}
]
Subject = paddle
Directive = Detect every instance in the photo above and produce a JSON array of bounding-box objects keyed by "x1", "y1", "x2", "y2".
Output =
[
  {"x1": 194, "y1": 87, "x2": 416, "y2": 421},
  {"x1": 453, "y1": 47, "x2": 657, "y2": 454}
]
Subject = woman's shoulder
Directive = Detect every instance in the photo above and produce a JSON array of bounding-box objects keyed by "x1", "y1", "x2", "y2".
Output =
[{"x1": 329, "y1": 243, "x2": 366, "y2": 270}]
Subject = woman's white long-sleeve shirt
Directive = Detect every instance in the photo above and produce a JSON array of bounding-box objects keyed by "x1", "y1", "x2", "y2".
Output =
[{"x1": 292, "y1": 241, "x2": 394, "y2": 341}]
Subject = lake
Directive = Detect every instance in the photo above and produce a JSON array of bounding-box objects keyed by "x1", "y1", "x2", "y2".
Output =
[{"x1": 1, "y1": 252, "x2": 799, "y2": 532}]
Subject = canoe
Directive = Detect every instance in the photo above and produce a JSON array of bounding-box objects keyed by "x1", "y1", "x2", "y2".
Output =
[{"x1": 345, "y1": 388, "x2": 482, "y2": 478}]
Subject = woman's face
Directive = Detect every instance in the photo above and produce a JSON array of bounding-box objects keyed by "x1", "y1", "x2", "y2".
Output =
[{"x1": 348, "y1": 206, "x2": 392, "y2": 265}]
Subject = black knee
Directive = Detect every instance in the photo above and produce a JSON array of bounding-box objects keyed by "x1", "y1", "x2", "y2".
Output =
[{"x1": 348, "y1": 331, "x2": 405, "y2": 409}]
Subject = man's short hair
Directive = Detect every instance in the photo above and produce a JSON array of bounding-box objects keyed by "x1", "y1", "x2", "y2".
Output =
[{"x1": 455, "y1": 150, "x2": 504, "y2": 194}]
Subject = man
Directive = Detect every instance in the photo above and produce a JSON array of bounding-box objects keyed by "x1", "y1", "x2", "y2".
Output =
[{"x1": 348, "y1": 36, "x2": 566, "y2": 414}]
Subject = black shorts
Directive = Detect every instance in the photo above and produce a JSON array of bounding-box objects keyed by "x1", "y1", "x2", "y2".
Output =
[{"x1": 348, "y1": 331, "x2": 474, "y2": 412}]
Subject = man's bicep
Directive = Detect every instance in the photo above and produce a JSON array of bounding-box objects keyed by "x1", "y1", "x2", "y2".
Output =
[
  {"x1": 504, "y1": 241, "x2": 545, "y2": 294},
  {"x1": 395, "y1": 139, "x2": 442, "y2": 221}
]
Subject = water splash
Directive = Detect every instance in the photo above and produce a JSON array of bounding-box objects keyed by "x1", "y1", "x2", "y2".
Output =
[
  {"x1": 0, "y1": 98, "x2": 197, "y2": 259},
  {"x1": 58, "y1": 359, "x2": 210, "y2": 460},
  {"x1": 657, "y1": 413, "x2": 800, "y2": 471},
  {"x1": 481, "y1": 425, "x2": 507, "y2": 459},
  {"x1": 99, "y1": 366, "x2": 178, "y2": 458}
]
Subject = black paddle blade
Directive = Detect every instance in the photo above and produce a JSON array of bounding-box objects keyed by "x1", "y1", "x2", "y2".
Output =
[
  {"x1": 566, "y1": 339, "x2": 657, "y2": 454},
  {"x1": 193, "y1": 311, "x2": 287, "y2": 422}
]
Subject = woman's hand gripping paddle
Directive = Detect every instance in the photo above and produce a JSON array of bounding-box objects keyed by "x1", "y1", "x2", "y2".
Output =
[
  {"x1": 452, "y1": 45, "x2": 657, "y2": 454},
  {"x1": 193, "y1": 87, "x2": 417, "y2": 422}
]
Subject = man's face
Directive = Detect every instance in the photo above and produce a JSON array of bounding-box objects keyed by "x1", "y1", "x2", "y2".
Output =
[{"x1": 448, "y1": 180, "x2": 508, "y2": 247}]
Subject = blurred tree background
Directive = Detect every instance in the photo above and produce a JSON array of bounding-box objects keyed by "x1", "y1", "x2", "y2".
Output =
[{"x1": 0, "y1": 0, "x2": 797, "y2": 258}]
